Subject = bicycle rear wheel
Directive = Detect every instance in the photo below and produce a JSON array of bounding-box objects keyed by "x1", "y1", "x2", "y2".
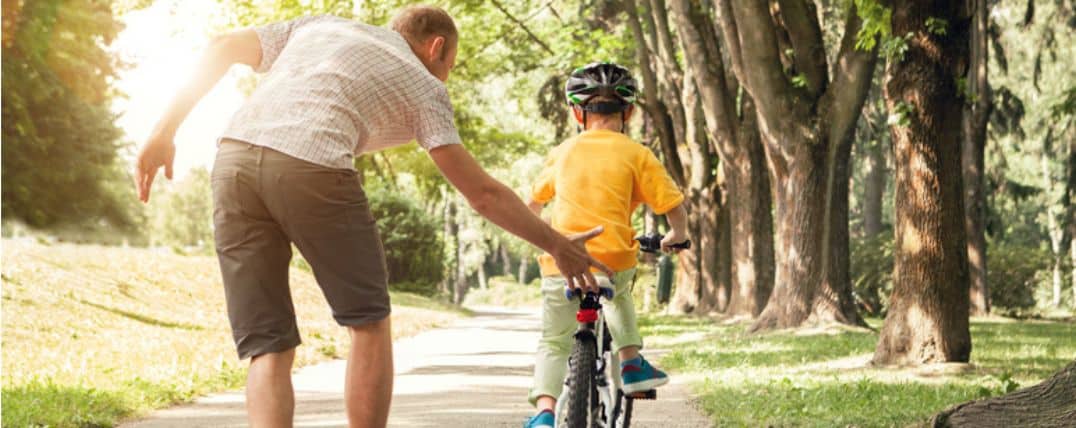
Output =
[{"x1": 564, "y1": 335, "x2": 597, "y2": 427}]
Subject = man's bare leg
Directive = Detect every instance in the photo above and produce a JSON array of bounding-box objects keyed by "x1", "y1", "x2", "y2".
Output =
[
  {"x1": 247, "y1": 348, "x2": 296, "y2": 428},
  {"x1": 345, "y1": 316, "x2": 394, "y2": 428}
]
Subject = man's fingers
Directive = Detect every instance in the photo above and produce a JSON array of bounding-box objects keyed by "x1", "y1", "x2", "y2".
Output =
[
  {"x1": 585, "y1": 271, "x2": 599, "y2": 292},
  {"x1": 142, "y1": 166, "x2": 157, "y2": 203},
  {"x1": 164, "y1": 159, "x2": 174, "y2": 180},
  {"x1": 590, "y1": 257, "x2": 613, "y2": 277}
]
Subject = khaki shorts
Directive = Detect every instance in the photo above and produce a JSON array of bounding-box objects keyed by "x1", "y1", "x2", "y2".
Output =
[{"x1": 212, "y1": 140, "x2": 390, "y2": 359}]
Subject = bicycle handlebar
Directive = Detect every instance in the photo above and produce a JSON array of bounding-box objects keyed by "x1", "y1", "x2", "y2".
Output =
[{"x1": 635, "y1": 233, "x2": 691, "y2": 253}]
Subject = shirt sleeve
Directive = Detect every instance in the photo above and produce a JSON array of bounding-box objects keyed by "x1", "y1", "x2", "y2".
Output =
[
  {"x1": 414, "y1": 84, "x2": 463, "y2": 150},
  {"x1": 253, "y1": 15, "x2": 328, "y2": 73},
  {"x1": 634, "y1": 148, "x2": 685, "y2": 214},
  {"x1": 530, "y1": 151, "x2": 558, "y2": 203}
]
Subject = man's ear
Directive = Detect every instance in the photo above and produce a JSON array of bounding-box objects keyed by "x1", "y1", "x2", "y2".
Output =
[
  {"x1": 624, "y1": 105, "x2": 635, "y2": 121},
  {"x1": 427, "y1": 36, "x2": 446, "y2": 61},
  {"x1": 572, "y1": 106, "x2": 584, "y2": 124}
]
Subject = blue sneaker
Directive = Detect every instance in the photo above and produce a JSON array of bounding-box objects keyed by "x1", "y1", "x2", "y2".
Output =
[
  {"x1": 621, "y1": 356, "x2": 669, "y2": 394},
  {"x1": 523, "y1": 409, "x2": 555, "y2": 428}
]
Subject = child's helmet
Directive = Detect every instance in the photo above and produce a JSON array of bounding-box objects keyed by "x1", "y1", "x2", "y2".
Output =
[{"x1": 564, "y1": 62, "x2": 638, "y2": 113}]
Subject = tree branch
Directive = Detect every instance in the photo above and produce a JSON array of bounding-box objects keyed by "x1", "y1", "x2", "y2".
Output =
[
  {"x1": 822, "y1": 4, "x2": 879, "y2": 147},
  {"x1": 775, "y1": 0, "x2": 829, "y2": 97},
  {"x1": 723, "y1": 0, "x2": 797, "y2": 122},
  {"x1": 489, "y1": 0, "x2": 554, "y2": 56}
]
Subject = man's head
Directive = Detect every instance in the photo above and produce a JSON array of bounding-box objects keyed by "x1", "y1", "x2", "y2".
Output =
[
  {"x1": 565, "y1": 62, "x2": 638, "y2": 131},
  {"x1": 391, "y1": 5, "x2": 458, "y2": 82}
]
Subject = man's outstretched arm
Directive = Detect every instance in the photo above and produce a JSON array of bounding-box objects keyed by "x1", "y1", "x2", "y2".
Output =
[
  {"x1": 429, "y1": 144, "x2": 611, "y2": 291},
  {"x1": 135, "y1": 29, "x2": 261, "y2": 202}
]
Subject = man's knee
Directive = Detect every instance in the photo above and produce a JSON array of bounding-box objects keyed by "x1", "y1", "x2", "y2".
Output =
[{"x1": 347, "y1": 315, "x2": 391, "y2": 336}]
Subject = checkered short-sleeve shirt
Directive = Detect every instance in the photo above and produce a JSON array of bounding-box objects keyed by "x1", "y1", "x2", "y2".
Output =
[{"x1": 219, "y1": 15, "x2": 462, "y2": 169}]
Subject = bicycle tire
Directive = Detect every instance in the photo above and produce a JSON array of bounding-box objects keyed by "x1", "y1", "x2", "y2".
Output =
[
  {"x1": 564, "y1": 335, "x2": 597, "y2": 428},
  {"x1": 621, "y1": 396, "x2": 633, "y2": 428}
]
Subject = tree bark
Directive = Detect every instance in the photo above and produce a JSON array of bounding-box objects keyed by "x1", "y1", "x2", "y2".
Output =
[
  {"x1": 669, "y1": 0, "x2": 773, "y2": 317},
  {"x1": 931, "y1": 359, "x2": 1076, "y2": 427},
  {"x1": 518, "y1": 256, "x2": 529, "y2": 285},
  {"x1": 873, "y1": 0, "x2": 972, "y2": 365},
  {"x1": 863, "y1": 138, "x2": 887, "y2": 237},
  {"x1": 964, "y1": 0, "x2": 992, "y2": 316},
  {"x1": 717, "y1": 0, "x2": 876, "y2": 331}
]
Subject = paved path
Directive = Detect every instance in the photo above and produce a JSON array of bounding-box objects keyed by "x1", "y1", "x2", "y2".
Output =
[{"x1": 122, "y1": 307, "x2": 712, "y2": 427}]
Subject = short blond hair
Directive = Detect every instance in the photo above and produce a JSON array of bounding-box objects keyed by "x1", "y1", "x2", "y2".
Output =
[{"x1": 390, "y1": 5, "x2": 458, "y2": 50}]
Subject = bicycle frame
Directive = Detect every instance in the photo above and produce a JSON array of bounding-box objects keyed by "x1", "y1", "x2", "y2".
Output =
[{"x1": 555, "y1": 287, "x2": 627, "y2": 427}]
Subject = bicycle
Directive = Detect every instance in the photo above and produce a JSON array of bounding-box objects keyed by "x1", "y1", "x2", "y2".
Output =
[{"x1": 555, "y1": 234, "x2": 690, "y2": 428}]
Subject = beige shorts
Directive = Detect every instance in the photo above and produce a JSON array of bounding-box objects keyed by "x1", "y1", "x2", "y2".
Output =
[{"x1": 212, "y1": 140, "x2": 390, "y2": 359}]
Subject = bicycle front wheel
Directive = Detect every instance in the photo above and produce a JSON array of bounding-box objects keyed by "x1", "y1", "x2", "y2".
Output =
[{"x1": 564, "y1": 335, "x2": 597, "y2": 427}]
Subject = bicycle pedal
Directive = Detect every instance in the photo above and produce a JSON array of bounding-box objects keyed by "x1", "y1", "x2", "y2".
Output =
[{"x1": 627, "y1": 390, "x2": 657, "y2": 400}]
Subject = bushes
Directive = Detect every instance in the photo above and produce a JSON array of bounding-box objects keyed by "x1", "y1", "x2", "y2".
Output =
[
  {"x1": 851, "y1": 235, "x2": 1050, "y2": 316},
  {"x1": 365, "y1": 184, "x2": 444, "y2": 295}
]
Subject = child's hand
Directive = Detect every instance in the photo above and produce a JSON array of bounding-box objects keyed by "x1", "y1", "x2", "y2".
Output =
[{"x1": 660, "y1": 230, "x2": 690, "y2": 253}]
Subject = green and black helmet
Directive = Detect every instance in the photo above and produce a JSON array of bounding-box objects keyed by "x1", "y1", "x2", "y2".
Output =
[{"x1": 564, "y1": 62, "x2": 638, "y2": 114}]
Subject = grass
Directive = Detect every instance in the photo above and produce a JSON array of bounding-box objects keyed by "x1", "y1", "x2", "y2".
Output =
[
  {"x1": 639, "y1": 314, "x2": 1076, "y2": 427},
  {"x1": 462, "y1": 275, "x2": 543, "y2": 308},
  {"x1": 1, "y1": 239, "x2": 465, "y2": 427}
]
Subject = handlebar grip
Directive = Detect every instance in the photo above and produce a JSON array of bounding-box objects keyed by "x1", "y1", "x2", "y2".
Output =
[
  {"x1": 670, "y1": 240, "x2": 692, "y2": 250},
  {"x1": 565, "y1": 287, "x2": 615, "y2": 300}
]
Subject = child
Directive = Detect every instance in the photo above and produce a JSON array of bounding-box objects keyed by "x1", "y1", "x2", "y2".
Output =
[{"x1": 523, "y1": 62, "x2": 690, "y2": 428}]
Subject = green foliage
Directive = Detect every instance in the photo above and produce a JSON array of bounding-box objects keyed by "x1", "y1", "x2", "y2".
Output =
[
  {"x1": 850, "y1": 234, "x2": 893, "y2": 317},
  {"x1": 366, "y1": 182, "x2": 445, "y2": 294},
  {"x1": 925, "y1": 17, "x2": 949, "y2": 36},
  {"x1": 853, "y1": 0, "x2": 892, "y2": 51},
  {"x1": 1, "y1": 0, "x2": 140, "y2": 232},
  {"x1": 147, "y1": 167, "x2": 213, "y2": 251},
  {"x1": 887, "y1": 100, "x2": 914, "y2": 127},
  {"x1": 987, "y1": 244, "x2": 1047, "y2": 312}
]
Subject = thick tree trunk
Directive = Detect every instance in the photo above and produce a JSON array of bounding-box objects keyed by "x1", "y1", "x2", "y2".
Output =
[
  {"x1": 724, "y1": 115, "x2": 774, "y2": 317},
  {"x1": 964, "y1": 0, "x2": 992, "y2": 316},
  {"x1": 863, "y1": 139, "x2": 886, "y2": 237},
  {"x1": 1043, "y1": 149, "x2": 1065, "y2": 308},
  {"x1": 931, "y1": 359, "x2": 1076, "y2": 427},
  {"x1": 873, "y1": 0, "x2": 972, "y2": 365},
  {"x1": 671, "y1": 190, "x2": 724, "y2": 314},
  {"x1": 668, "y1": 0, "x2": 773, "y2": 317}
]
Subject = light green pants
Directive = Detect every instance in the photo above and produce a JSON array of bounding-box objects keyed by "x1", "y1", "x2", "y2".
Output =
[{"x1": 529, "y1": 269, "x2": 643, "y2": 405}]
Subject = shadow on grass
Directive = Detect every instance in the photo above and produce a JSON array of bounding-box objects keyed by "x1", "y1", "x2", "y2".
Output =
[
  {"x1": 693, "y1": 377, "x2": 989, "y2": 428},
  {"x1": 76, "y1": 298, "x2": 205, "y2": 331}
]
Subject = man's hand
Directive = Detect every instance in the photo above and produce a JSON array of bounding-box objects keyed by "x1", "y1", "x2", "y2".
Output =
[
  {"x1": 551, "y1": 226, "x2": 613, "y2": 294},
  {"x1": 135, "y1": 134, "x2": 176, "y2": 203},
  {"x1": 660, "y1": 228, "x2": 690, "y2": 253}
]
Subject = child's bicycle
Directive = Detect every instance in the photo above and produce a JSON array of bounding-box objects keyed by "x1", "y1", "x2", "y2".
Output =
[{"x1": 555, "y1": 234, "x2": 690, "y2": 428}]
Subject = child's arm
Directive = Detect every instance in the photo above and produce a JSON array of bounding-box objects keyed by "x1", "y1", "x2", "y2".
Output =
[{"x1": 661, "y1": 201, "x2": 690, "y2": 252}]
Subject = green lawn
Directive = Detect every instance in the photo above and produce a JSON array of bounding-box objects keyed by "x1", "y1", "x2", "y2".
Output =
[
  {"x1": 639, "y1": 314, "x2": 1076, "y2": 427},
  {"x1": 1, "y1": 240, "x2": 465, "y2": 427}
]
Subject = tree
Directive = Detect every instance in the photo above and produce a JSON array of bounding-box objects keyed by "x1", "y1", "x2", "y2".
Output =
[
  {"x1": 667, "y1": 0, "x2": 775, "y2": 317},
  {"x1": 622, "y1": 0, "x2": 734, "y2": 314},
  {"x1": 873, "y1": 0, "x2": 972, "y2": 365},
  {"x1": 712, "y1": 0, "x2": 878, "y2": 330},
  {"x1": 964, "y1": 0, "x2": 992, "y2": 315},
  {"x1": 1, "y1": 0, "x2": 139, "y2": 231}
]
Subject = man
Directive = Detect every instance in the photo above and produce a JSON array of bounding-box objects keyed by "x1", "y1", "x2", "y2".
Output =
[{"x1": 135, "y1": 6, "x2": 610, "y2": 428}]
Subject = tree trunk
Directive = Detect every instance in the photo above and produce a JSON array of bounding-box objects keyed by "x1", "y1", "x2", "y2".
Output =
[
  {"x1": 668, "y1": 0, "x2": 773, "y2": 317},
  {"x1": 1043, "y1": 147, "x2": 1065, "y2": 308},
  {"x1": 873, "y1": 0, "x2": 972, "y2": 365},
  {"x1": 477, "y1": 258, "x2": 488, "y2": 290},
  {"x1": 931, "y1": 359, "x2": 1076, "y2": 427},
  {"x1": 964, "y1": 0, "x2": 992, "y2": 316},
  {"x1": 724, "y1": 112, "x2": 774, "y2": 317},
  {"x1": 518, "y1": 256, "x2": 529, "y2": 285},
  {"x1": 863, "y1": 138, "x2": 887, "y2": 237},
  {"x1": 441, "y1": 198, "x2": 456, "y2": 296}
]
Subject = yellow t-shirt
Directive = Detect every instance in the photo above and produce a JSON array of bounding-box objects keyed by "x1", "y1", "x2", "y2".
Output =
[{"x1": 531, "y1": 129, "x2": 686, "y2": 276}]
